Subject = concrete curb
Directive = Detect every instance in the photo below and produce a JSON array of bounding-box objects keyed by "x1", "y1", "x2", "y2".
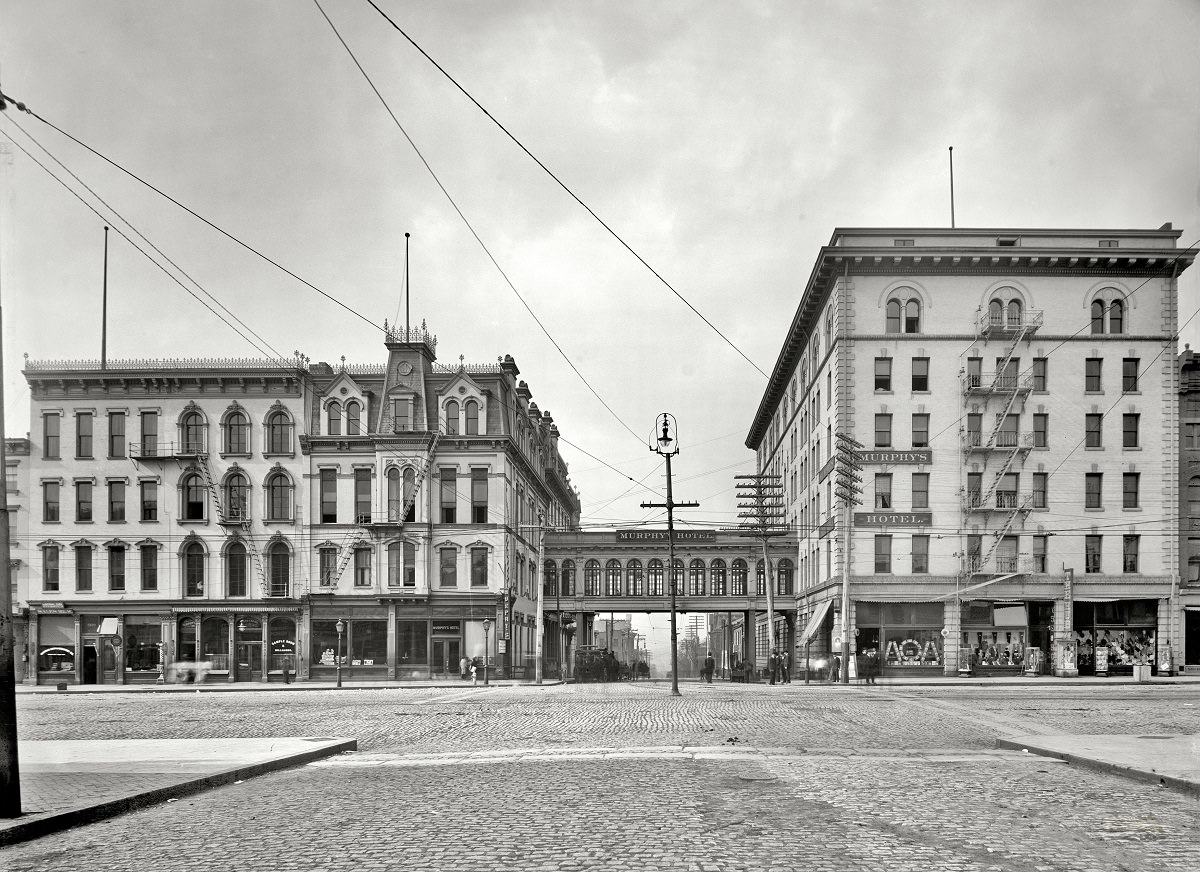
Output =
[
  {"x1": 995, "y1": 737, "x2": 1200, "y2": 799},
  {"x1": 0, "y1": 738, "x2": 357, "y2": 848}
]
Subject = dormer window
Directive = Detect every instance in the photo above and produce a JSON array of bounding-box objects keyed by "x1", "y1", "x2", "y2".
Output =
[
  {"x1": 465, "y1": 400, "x2": 479, "y2": 435},
  {"x1": 346, "y1": 400, "x2": 361, "y2": 436},
  {"x1": 327, "y1": 401, "x2": 342, "y2": 436},
  {"x1": 445, "y1": 400, "x2": 460, "y2": 435}
]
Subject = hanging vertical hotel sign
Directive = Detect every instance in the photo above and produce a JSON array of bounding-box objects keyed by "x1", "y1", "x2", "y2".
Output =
[{"x1": 854, "y1": 512, "x2": 932, "y2": 527}]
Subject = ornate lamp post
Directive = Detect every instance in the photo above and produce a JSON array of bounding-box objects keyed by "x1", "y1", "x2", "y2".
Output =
[
  {"x1": 482, "y1": 618, "x2": 492, "y2": 685},
  {"x1": 335, "y1": 619, "x2": 344, "y2": 689}
]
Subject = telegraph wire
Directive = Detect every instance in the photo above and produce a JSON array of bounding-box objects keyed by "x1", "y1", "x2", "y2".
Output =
[{"x1": 362, "y1": 0, "x2": 770, "y2": 381}]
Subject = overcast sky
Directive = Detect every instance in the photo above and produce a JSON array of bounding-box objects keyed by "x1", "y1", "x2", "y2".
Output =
[{"x1": 3, "y1": 0, "x2": 1199, "y2": 538}]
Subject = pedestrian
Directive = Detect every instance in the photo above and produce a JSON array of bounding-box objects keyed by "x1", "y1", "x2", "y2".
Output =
[
  {"x1": 459, "y1": 655, "x2": 470, "y2": 681},
  {"x1": 703, "y1": 651, "x2": 715, "y2": 684},
  {"x1": 779, "y1": 649, "x2": 790, "y2": 684},
  {"x1": 283, "y1": 660, "x2": 292, "y2": 684},
  {"x1": 470, "y1": 660, "x2": 478, "y2": 687},
  {"x1": 865, "y1": 648, "x2": 879, "y2": 685},
  {"x1": 829, "y1": 653, "x2": 841, "y2": 682}
]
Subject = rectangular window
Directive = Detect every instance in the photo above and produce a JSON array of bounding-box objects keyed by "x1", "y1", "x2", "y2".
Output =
[
  {"x1": 470, "y1": 547, "x2": 488, "y2": 587},
  {"x1": 228, "y1": 547, "x2": 247, "y2": 597},
  {"x1": 354, "y1": 548, "x2": 371, "y2": 587},
  {"x1": 874, "y1": 414, "x2": 892, "y2": 448},
  {"x1": 1032, "y1": 472, "x2": 1048, "y2": 509},
  {"x1": 1033, "y1": 535, "x2": 1048, "y2": 573},
  {"x1": 874, "y1": 473, "x2": 892, "y2": 509},
  {"x1": 874, "y1": 357, "x2": 892, "y2": 391},
  {"x1": 76, "y1": 412, "x2": 93, "y2": 458},
  {"x1": 912, "y1": 473, "x2": 929, "y2": 509},
  {"x1": 1122, "y1": 358, "x2": 1139, "y2": 392},
  {"x1": 43, "y1": 546, "x2": 60, "y2": 591},
  {"x1": 392, "y1": 398, "x2": 409, "y2": 432},
  {"x1": 966, "y1": 413, "x2": 982, "y2": 448},
  {"x1": 75, "y1": 546, "x2": 92, "y2": 592},
  {"x1": 911, "y1": 358, "x2": 929, "y2": 392},
  {"x1": 439, "y1": 547, "x2": 457, "y2": 587},
  {"x1": 1032, "y1": 358, "x2": 1047, "y2": 392},
  {"x1": 1123, "y1": 535, "x2": 1139, "y2": 573},
  {"x1": 1186, "y1": 423, "x2": 1200, "y2": 450},
  {"x1": 471, "y1": 469, "x2": 488, "y2": 524},
  {"x1": 140, "y1": 481, "x2": 158, "y2": 521},
  {"x1": 996, "y1": 473, "x2": 1018, "y2": 508},
  {"x1": 874, "y1": 535, "x2": 892, "y2": 573},
  {"x1": 440, "y1": 467, "x2": 457, "y2": 523},
  {"x1": 108, "y1": 481, "x2": 125, "y2": 522},
  {"x1": 354, "y1": 468, "x2": 371, "y2": 523},
  {"x1": 1085, "y1": 414, "x2": 1103, "y2": 448},
  {"x1": 319, "y1": 548, "x2": 337, "y2": 586},
  {"x1": 1085, "y1": 535, "x2": 1102, "y2": 573},
  {"x1": 387, "y1": 542, "x2": 402, "y2": 587},
  {"x1": 140, "y1": 546, "x2": 158, "y2": 591},
  {"x1": 109, "y1": 546, "x2": 125, "y2": 592},
  {"x1": 1122, "y1": 414, "x2": 1139, "y2": 448},
  {"x1": 911, "y1": 413, "x2": 929, "y2": 448},
  {"x1": 1085, "y1": 358, "x2": 1102, "y2": 392},
  {"x1": 1033, "y1": 413, "x2": 1048, "y2": 448},
  {"x1": 76, "y1": 481, "x2": 93, "y2": 522},
  {"x1": 912, "y1": 535, "x2": 929, "y2": 574},
  {"x1": 140, "y1": 411, "x2": 158, "y2": 457},
  {"x1": 43, "y1": 413, "x2": 61, "y2": 458},
  {"x1": 320, "y1": 469, "x2": 337, "y2": 524},
  {"x1": 404, "y1": 541, "x2": 416, "y2": 587},
  {"x1": 966, "y1": 357, "x2": 982, "y2": 389},
  {"x1": 1123, "y1": 472, "x2": 1140, "y2": 508},
  {"x1": 1085, "y1": 473, "x2": 1102, "y2": 509},
  {"x1": 108, "y1": 412, "x2": 126, "y2": 458},
  {"x1": 43, "y1": 481, "x2": 60, "y2": 522}
]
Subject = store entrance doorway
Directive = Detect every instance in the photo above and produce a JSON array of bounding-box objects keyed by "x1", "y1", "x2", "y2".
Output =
[
  {"x1": 432, "y1": 639, "x2": 460, "y2": 678},
  {"x1": 236, "y1": 642, "x2": 262, "y2": 682}
]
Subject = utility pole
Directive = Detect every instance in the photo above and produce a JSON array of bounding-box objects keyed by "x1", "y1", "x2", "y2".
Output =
[
  {"x1": 642, "y1": 413, "x2": 698, "y2": 697},
  {"x1": 735, "y1": 474, "x2": 786, "y2": 684},
  {"x1": 834, "y1": 433, "x2": 864, "y2": 684},
  {"x1": 534, "y1": 513, "x2": 546, "y2": 684}
]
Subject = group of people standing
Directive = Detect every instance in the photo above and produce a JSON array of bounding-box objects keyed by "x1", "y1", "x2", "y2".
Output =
[{"x1": 710, "y1": 649, "x2": 791, "y2": 683}]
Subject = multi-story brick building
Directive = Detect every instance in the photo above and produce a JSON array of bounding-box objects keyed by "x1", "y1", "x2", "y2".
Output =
[
  {"x1": 1180, "y1": 346, "x2": 1200, "y2": 671},
  {"x1": 748, "y1": 225, "x2": 1196, "y2": 678},
  {"x1": 19, "y1": 323, "x2": 579, "y2": 685},
  {"x1": 4, "y1": 437, "x2": 30, "y2": 681}
]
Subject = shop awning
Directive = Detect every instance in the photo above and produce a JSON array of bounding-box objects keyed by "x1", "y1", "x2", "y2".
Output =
[{"x1": 797, "y1": 599, "x2": 833, "y2": 646}]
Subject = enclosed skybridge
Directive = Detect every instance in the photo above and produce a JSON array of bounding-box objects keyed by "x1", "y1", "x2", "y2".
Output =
[{"x1": 541, "y1": 529, "x2": 799, "y2": 613}]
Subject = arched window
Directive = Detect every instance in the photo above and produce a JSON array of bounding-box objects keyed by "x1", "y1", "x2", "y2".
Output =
[
  {"x1": 268, "y1": 541, "x2": 290, "y2": 597},
  {"x1": 266, "y1": 411, "x2": 292, "y2": 454},
  {"x1": 1109, "y1": 299, "x2": 1124, "y2": 334},
  {"x1": 226, "y1": 541, "x2": 247, "y2": 597},
  {"x1": 225, "y1": 411, "x2": 249, "y2": 454},
  {"x1": 183, "y1": 541, "x2": 205, "y2": 596},
  {"x1": 710, "y1": 559, "x2": 727, "y2": 596},
  {"x1": 1091, "y1": 300, "x2": 1105, "y2": 334},
  {"x1": 688, "y1": 559, "x2": 705, "y2": 596},
  {"x1": 605, "y1": 559, "x2": 622, "y2": 596},
  {"x1": 584, "y1": 559, "x2": 602, "y2": 596},
  {"x1": 560, "y1": 560, "x2": 575, "y2": 596},
  {"x1": 327, "y1": 401, "x2": 342, "y2": 436},
  {"x1": 905, "y1": 300, "x2": 921, "y2": 333},
  {"x1": 1006, "y1": 299, "x2": 1022, "y2": 326},
  {"x1": 885, "y1": 300, "x2": 901, "y2": 333},
  {"x1": 265, "y1": 471, "x2": 293, "y2": 522},
  {"x1": 465, "y1": 400, "x2": 479, "y2": 435},
  {"x1": 182, "y1": 473, "x2": 206, "y2": 521},
  {"x1": 755, "y1": 560, "x2": 766, "y2": 595},
  {"x1": 731, "y1": 559, "x2": 747, "y2": 596},
  {"x1": 988, "y1": 299, "x2": 1003, "y2": 327},
  {"x1": 543, "y1": 560, "x2": 557, "y2": 596},
  {"x1": 403, "y1": 468, "x2": 415, "y2": 522},
  {"x1": 346, "y1": 401, "x2": 361, "y2": 436},
  {"x1": 626, "y1": 560, "x2": 643, "y2": 596},
  {"x1": 386, "y1": 468, "x2": 400, "y2": 521},
  {"x1": 181, "y1": 411, "x2": 205, "y2": 454},
  {"x1": 776, "y1": 558, "x2": 794, "y2": 596},
  {"x1": 445, "y1": 400, "x2": 459, "y2": 435},
  {"x1": 225, "y1": 472, "x2": 249, "y2": 522},
  {"x1": 670, "y1": 559, "x2": 684, "y2": 595},
  {"x1": 647, "y1": 559, "x2": 664, "y2": 596}
]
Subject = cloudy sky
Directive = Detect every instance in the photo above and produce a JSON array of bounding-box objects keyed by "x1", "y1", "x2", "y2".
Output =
[{"x1": 3, "y1": 0, "x2": 1199, "y2": 542}]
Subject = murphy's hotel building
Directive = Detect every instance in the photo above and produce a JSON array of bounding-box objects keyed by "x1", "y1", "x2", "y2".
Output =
[{"x1": 748, "y1": 226, "x2": 1197, "y2": 678}]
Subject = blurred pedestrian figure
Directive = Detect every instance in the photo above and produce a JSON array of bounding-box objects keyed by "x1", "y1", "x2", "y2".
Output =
[
  {"x1": 703, "y1": 651, "x2": 715, "y2": 683},
  {"x1": 470, "y1": 659, "x2": 478, "y2": 687},
  {"x1": 459, "y1": 655, "x2": 470, "y2": 681}
]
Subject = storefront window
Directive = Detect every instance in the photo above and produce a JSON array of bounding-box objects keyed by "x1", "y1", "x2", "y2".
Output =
[
  {"x1": 38, "y1": 615, "x2": 76, "y2": 672},
  {"x1": 1073, "y1": 600, "x2": 1157, "y2": 672},
  {"x1": 270, "y1": 617, "x2": 296, "y2": 672},
  {"x1": 349, "y1": 620, "x2": 387, "y2": 666},
  {"x1": 397, "y1": 620, "x2": 428, "y2": 666},
  {"x1": 201, "y1": 617, "x2": 230, "y2": 670},
  {"x1": 857, "y1": 602, "x2": 944, "y2": 668},
  {"x1": 312, "y1": 620, "x2": 343, "y2": 666},
  {"x1": 178, "y1": 618, "x2": 197, "y2": 661},
  {"x1": 960, "y1": 601, "x2": 1027, "y2": 668},
  {"x1": 123, "y1": 617, "x2": 162, "y2": 672}
]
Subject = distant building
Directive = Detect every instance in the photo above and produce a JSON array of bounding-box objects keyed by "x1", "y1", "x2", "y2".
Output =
[
  {"x1": 5, "y1": 436, "x2": 31, "y2": 681},
  {"x1": 747, "y1": 226, "x2": 1197, "y2": 678},
  {"x1": 1179, "y1": 347, "x2": 1200, "y2": 670},
  {"x1": 19, "y1": 323, "x2": 579, "y2": 685}
]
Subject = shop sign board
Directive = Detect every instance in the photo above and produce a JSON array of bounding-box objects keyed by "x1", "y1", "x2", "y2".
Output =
[
  {"x1": 854, "y1": 512, "x2": 932, "y2": 528},
  {"x1": 616, "y1": 530, "x2": 717, "y2": 541},
  {"x1": 857, "y1": 450, "x2": 932, "y2": 465},
  {"x1": 1094, "y1": 645, "x2": 1109, "y2": 675},
  {"x1": 432, "y1": 622, "x2": 460, "y2": 634}
]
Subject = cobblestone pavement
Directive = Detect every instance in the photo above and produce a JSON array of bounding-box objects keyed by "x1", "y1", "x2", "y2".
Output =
[{"x1": 5, "y1": 682, "x2": 1200, "y2": 871}]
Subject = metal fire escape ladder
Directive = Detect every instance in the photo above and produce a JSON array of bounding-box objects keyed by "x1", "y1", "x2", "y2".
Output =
[
  {"x1": 972, "y1": 496, "x2": 1032, "y2": 578},
  {"x1": 197, "y1": 452, "x2": 269, "y2": 597},
  {"x1": 334, "y1": 528, "x2": 368, "y2": 583},
  {"x1": 399, "y1": 431, "x2": 442, "y2": 522}
]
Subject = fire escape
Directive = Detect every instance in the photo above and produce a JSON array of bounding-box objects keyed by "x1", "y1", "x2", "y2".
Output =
[{"x1": 959, "y1": 306, "x2": 1043, "y2": 587}]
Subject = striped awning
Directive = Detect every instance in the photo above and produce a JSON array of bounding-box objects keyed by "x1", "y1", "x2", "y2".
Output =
[{"x1": 797, "y1": 599, "x2": 833, "y2": 646}]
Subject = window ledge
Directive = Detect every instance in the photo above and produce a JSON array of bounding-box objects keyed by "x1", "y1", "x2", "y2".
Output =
[
  {"x1": 1122, "y1": 507, "x2": 1143, "y2": 512},
  {"x1": 219, "y1": 452, "x2": 253, "y2": 460},
  {"x1": 263, "y1": 452, "x2": 296, "y2": 459},
  {"x1": 177, "y1": 519, "x2": 209, "y2": 526},
  {"x1": 1122, "y1": 447, "x2": 1142, "y2": 451},
  {"x1": 1084, "y1": 507, "x2": 1105, "y2": 512},
  {"x1": 263, "y1": 519, "x2": 295, "y2": 527}
]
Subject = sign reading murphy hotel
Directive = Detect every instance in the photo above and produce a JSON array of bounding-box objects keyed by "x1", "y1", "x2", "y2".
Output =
[{"x1": 616, "y1": 530, "x2": 717, "y2": 541}]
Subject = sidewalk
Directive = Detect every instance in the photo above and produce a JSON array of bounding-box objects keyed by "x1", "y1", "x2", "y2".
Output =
[{"x1": 0, "y1": 736, "x2": 356, "y2": 847}]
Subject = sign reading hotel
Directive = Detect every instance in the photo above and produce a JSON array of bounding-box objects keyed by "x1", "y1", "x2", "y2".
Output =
[
  {"x1": 616, "y1": 530, "x2": 717, "y2": 541},
  {"x1": 857, "y1": 450, "x2": 932, "y2": 465},
  {"x1": 854, "y1": 512, "x2": 933, "y2": 528}
]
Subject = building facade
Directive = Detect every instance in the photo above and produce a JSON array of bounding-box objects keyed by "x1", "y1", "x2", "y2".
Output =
[
  {"x1": 747, "y1": 226, "x2": 1197, "y2": 678},
  {"x1": 18, "y1": 323, "x2": 580, "y2": 685},
  {"x1": 1180, "y1": 347, "x2": 1200, "y2": 669}
]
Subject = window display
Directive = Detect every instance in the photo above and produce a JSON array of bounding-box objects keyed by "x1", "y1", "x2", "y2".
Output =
[
  {"x1": 38, "y1": 615, "x2": 76, "y2": 672},
  {"x1": 961, "y1": 601, "x2": 1027, "y2": 668},
  {"x1": 397, "y1": 620, "x2": 428, "y2": 666},
  {"x1": 857, "y1": 602, "x2": 944, "y2": 668},
  {"x1": 123, "y1": 617, "x2": 162, "y2": 672}
]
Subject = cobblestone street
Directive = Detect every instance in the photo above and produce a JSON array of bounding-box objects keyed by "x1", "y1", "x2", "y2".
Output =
[{"x1": 4, "y1": 682, "x2": 1199, "y2": 871}]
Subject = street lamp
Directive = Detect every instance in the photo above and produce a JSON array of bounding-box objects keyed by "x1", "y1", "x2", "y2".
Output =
[
  {"x1": 481, "y1": 619, "x2": 492, "y2": 685},
  {"x1": 335, "y1": 619, "x2": 344, "y2": 689}
]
